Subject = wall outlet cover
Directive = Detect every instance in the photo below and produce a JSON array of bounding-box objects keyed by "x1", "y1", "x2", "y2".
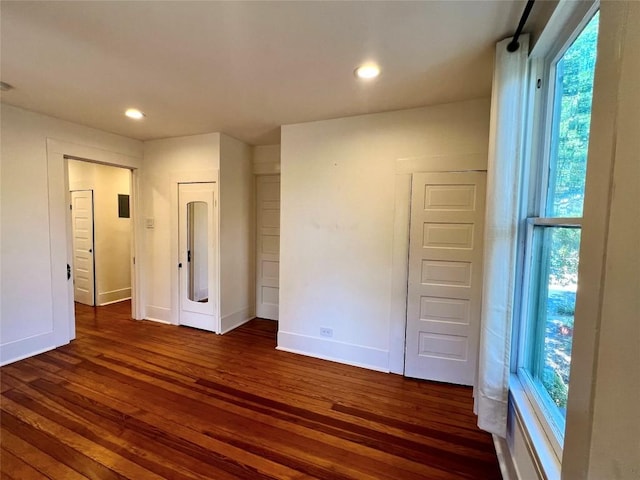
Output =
[{"x1": 320, "y1": 327, "x2": 333, "y2": 338}]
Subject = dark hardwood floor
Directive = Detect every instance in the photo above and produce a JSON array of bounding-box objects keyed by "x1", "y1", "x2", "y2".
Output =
[{"x1": 1, "y1": 301, "x2": 501, "y2": 479}]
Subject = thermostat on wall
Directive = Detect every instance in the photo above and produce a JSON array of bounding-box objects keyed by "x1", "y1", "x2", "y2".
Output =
[{"x1": 145, "y1": 218, "x2": 155, "y2": 229}]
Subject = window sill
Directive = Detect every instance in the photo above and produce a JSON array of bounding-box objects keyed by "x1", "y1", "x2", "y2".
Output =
[{"x1": 509, "y1": 374, "x2": 562, "y2": 480}]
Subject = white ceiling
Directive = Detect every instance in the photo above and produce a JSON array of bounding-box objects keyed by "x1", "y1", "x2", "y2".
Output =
[{"x1": 1, "y1": 1, "x2": 530, "y2": 145}]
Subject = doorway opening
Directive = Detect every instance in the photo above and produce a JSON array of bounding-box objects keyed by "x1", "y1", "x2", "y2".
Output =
[{"x1": 66, "y1": 158, "x2": 135, "y2": 315}]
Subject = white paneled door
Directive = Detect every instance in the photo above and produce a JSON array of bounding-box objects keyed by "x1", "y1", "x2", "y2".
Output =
[
  {"x1": 256, "y1": 175, "x2": 280, "y2": 320},
  {"x1": 405, "y1": 172, "x2": 486, "y2": 385},
  {"x1": 70, "y1": 190, "x2": 95, "y2": 306}
]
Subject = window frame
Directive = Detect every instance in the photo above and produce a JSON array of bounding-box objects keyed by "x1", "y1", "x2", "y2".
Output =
[{"x1": 513, "y1": 0, "x2": 600, "y2": 463}]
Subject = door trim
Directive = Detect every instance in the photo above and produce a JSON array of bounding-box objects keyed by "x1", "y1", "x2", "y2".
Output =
[{"x1": 47, "y1": 138, "x2": 142, "y2": 347}]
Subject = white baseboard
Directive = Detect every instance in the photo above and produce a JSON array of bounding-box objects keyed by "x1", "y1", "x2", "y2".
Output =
[
  {"x1": 98, "y1": 296, "x2": 132, "y2": 306},
  {"x1": 97, "y1": 288, "x2": 131, "y2": 306},
  {"x1": 0, "y1": 332, "x2": 62, "y2": 366},
  {"x1": 220, "y1": 307, "x2": 253, "y2": 334},
  {"x1": 145, "y1": 305, "x2": 171, "y2": 323},
  {"x1": 277, "y1": 331, "x2": 389, "y2": 373},
  {"x1": 494, "y1": 434, "x2": 518, "y2": 480},
  {"x1": 144, "y1": 318, "x2": 171, "y2": 325}
]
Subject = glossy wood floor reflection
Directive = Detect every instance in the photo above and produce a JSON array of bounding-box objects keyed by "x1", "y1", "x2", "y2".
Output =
[{"x1": 1, "y1": 301, "x2": 501, "y2": 479}]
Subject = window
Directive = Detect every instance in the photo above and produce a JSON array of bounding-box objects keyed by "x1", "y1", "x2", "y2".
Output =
[{"x1": 517, "y1": 9, "x2": 599, "y2": 452}]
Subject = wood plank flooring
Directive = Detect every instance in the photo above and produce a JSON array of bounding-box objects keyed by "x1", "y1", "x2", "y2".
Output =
[{"x1": 1, "y1": 301, "x2": 501, "y2": 479}]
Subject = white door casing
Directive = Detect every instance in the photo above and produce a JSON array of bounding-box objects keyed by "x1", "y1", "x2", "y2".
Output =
[
  {"x1": 70, "y1": 190, "x2": 95, "y2": 306},
  {"x1": 5, "y1": 138, "x2": 144, "y2": 368},
  {"x1": 405, "y1": 172, "x2": 486, "y2": 385},
  {"x1": 256, "y1": 175, "x2": 280, "y2": 320},
  {"x1": 178, "y1": 182, "x2": 217, "y2": 331}
]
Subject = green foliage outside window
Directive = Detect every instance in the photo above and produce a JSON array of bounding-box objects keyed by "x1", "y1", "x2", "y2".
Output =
[
  {"x1": 540, "y1": 12, "x2": 599, "y2": 413},
  {"x1": 548, "y1": 12, "x2": 599, "y2": 220}
]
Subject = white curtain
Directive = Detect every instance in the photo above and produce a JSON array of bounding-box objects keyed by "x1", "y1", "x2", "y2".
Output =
[{"x1": 475, "y1": 34, "x2": 529, "y2": 437}]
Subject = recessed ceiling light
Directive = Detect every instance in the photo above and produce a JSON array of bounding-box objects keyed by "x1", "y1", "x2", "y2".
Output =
[
  {"x1": 125, "y1": 108, "x2": 145, "y2": 120},
  {"x1": 355, "y1": 64, "x2": 380, "y2": 79},
  {"x1": 0, "y1": 81, "x2": 14, "y2": 91}
]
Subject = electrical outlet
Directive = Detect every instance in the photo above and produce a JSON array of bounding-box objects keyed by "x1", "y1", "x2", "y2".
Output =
[{"x1": 320, "y1": 327, "x2": 333, "y2": 338}]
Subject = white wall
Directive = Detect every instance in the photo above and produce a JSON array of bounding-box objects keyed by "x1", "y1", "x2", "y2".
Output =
[
  {"x1": 141, "y1": 132, "x2": 253, "y2": 331},
  {"x1": 141, "y1": 133, "x2": 220, "y2": 323},
  {"x1": 253, "y1": 144, "x2": 281, "y2": 175},
  {"x1": 0, "y1": 104, "x2": 142, "y2": 365},
  {"x1": 68, "y1": 160, "x2": 132, "y2": 305},
  {"x1": 279, "y1": 99, "x2": 490, "y2": 371},
  {"x1": 219, "y1": 134, "x2": 254, "y2": 332}
]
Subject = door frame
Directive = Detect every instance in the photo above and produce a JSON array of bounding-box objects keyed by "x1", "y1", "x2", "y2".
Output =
[
  {"x1": 388, "y1": 154, "x2": 487, "y2": 375},
  {"x1": 70, "y1": 189, "x2": 96, "y2": 306},
  {"x1": 47, "y1": 139, "x2": 143, "y2": 346}
]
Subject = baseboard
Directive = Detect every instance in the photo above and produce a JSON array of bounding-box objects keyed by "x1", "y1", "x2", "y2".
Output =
[
  {"x1": 221, "y1": 307, "x2": 253, "y2": 334},
  {"x1": 98, "y1": 296, "x2": 132, "y2": 307},
  {"x1": 145, "y1": 318, "x2": 171, "y2": 325},
  {"x1": 0, "y1": 332, "x2": 61, "y2": 366},
  {"x1": 494, "y1": 434, "x2": 518, "y2": 480},
  {"x1": 97, "y1": 288, "x2": 131, "y2": 306},
  {"x1": 276, "y1": 331, "x2": 389, "y2": 373},
  {"x1": 145, "y1": 305, "x2": 171, "y2": 323}
]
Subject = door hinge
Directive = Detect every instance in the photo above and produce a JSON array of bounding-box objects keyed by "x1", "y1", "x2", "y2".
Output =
[
  {"x1": 67, "y1": 264, "x2": 71, "y2": 280},
  {"x1": 70, "y1": 204, "x2": 72, "y2": 210},
  {"x1": 133, "y1": 257, "x2": 135, "y2": 265}
]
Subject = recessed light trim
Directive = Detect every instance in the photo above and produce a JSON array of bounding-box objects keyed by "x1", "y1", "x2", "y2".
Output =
[
  {"x1": 355, "y1": 64, "x2": 380, "y2": 79},
  {"x1": 125, "y1": 108, "x2": 145, "y2": 119}
]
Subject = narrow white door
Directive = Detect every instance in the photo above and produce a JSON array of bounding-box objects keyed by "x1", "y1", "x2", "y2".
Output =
[
  {"x1": 405, "y1": 172, "x2": 486, "y2": 385},
  {"x1": 256, "y1": 175, "x2": 280, "y2": 320},
  {"x1": 70, "y1": 190, "x2": 95, "y2": 306},
  {"x1": 178, "y1": 182, "x2": 217, "y2": 331}
]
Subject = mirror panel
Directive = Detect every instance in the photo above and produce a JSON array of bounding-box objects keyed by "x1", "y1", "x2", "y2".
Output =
[{"x1": 187, "y1": 201, "x2": 208, "y2": 302}]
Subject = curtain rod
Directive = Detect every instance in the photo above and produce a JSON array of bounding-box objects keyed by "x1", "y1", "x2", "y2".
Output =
[{"x1": 507, "y1": 0, "x2": 535, "y2": 52}]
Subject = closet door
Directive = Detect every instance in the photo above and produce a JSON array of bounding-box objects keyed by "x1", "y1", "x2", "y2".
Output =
[
  {"x1": 405, "y1": 172, "x2": 486, "y2": 385},
  {"x1": 256, "y1": 175, "x2": 280, "y2": 320},
  {"x1": 178, "y1": 182, "x2": 217, "y2": 331}
]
